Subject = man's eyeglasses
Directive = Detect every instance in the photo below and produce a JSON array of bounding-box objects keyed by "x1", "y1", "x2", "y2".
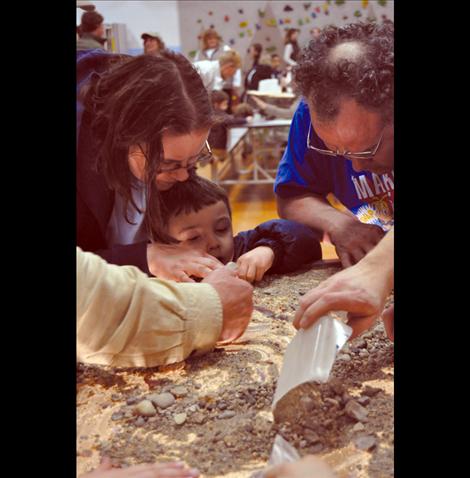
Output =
[{"x1": 307, "y1": 122, "x2": 384, "y2": 161}]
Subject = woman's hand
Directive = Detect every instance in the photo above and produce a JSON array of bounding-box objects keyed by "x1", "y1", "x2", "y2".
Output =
[
  {"x1": 236, "y1": 246, "x2": 275, "y2": 283},
  {"x1": 147, "y1": 243, "x2": 223, "y2": 282}
]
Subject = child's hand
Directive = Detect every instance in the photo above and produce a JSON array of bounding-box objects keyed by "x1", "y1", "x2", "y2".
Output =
[{"x1": 236, "y1": 246, "x2": 274, "y2": 283}]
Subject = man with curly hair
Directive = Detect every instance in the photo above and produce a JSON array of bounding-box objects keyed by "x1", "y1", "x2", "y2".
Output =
[{"x1": 274, "y1": 21, "x2": 394, "y2": 269}]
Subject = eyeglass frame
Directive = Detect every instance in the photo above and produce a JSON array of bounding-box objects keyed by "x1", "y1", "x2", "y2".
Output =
[
  {"x1": 138, "y1": 141, "x2": 214, "y2": 174},
  {"x1": 306, "y1": 122, "x2": 385, "y2": 161}
]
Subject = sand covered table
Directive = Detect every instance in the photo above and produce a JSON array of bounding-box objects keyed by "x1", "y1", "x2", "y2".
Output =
[{"x1": 77, "y1": 262, "x2": 394, "y2": 478}]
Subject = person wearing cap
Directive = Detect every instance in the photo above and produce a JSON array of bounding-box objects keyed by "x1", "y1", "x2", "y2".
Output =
[
  {"x1": 141, "y1": 32, "x2": 166, "y2": 55},
  {"x1": 77, "y1": 10, "x2": 106, "y2": 51}
]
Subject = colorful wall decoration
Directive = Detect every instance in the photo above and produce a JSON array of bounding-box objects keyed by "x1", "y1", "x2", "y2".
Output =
[{"x1": 179, "y1": 1, "x2": 394, "y2": 70}]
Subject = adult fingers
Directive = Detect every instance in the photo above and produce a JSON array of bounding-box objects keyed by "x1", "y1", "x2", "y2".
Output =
[
  {"x1": 245, "y1": 262, "x2": 257, "y2": 283},
  {"x1": 297, "y1": 291, "x2": 373, "y2": 330},
  {"x1": 255, "y1": 264, "x2": 266, "y2": 282},
  {"x1": 382, "y1": 304, "x2": 394, "y2": 341},
  {"x1": 347, "y1": 314, "x2": 377, "y2": 340},
  {"x1": 337, "y1": 249, "x2": 353, "y2": 268}
]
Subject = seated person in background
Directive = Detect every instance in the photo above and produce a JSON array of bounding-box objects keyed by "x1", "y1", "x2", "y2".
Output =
[
  {"x1": 251, "y1": 95, "x2": 300, "y2": 120},
  {"x1": 77, "y1": 10, "x2": 106, "y2": 51},
  {"x1": 244, "y1": 50, "x2": 274, "y2": 94},
  {"x1": 208, "y1": 91, "x2": 250, "y2": 151},
  {"x1": 270, "y1": 53, "x2": 284, "y2": 80},
  {"x1": 157, "y1": 174, "x2": 322, "y2": 283},
  {"x1": 194, "y1": 50, "x2": 242, "y2": 93}
]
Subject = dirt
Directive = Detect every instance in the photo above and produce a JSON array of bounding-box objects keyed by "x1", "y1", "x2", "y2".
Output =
[{"x1": 77, "y1": 261, "x2": 394, "y2": 477}]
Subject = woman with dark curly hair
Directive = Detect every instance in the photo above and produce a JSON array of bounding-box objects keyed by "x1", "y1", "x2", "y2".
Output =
[
  {"x1": 274, "y1": 21, "x2": 394, "y2": 270},
  {"x1": 77, "y1": 50, "x2": 225, "y2": 281}
]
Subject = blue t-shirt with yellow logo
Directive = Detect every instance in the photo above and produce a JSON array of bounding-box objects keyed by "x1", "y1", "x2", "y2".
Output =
[{"x1": 274, "y1": 99, "x2": 394, "y2": 231}]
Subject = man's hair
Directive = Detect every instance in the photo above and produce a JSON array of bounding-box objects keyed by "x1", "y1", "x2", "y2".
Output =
[
  {"x1": 158, "y1": 174, "x2": 232, "y2": 233},
  {"x1": 80, "y1": 11, "x2": 104, "y2": 34},
  {"x1": 80, "y1": 51, "x2": 217, "y2": 243},
  {"x1": 233, "y1": 103, "x2": 253, "y2": 118},
  {"x1": 211, "y1": 90, "x2": 229, "y2": 105},
  {"x1": 219, "y1": 50, "x2": 242, "y2": 69},
  {"x1": 294, "y1": 21, "x2": 394, "y2": 123}
]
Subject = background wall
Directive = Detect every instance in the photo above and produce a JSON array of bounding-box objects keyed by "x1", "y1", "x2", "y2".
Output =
[
  {"x1": 179, "y1": 1, "x2": 394, "y2": 70},
  {"x1": 77, "y1": 1, "x2": 182, "y2": 54}
]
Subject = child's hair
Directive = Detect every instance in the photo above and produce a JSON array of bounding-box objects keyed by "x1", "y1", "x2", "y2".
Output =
[
  {"x1": 158, "y1": 174, "x2": 232, "y2": 233},
  {"x1": 211, "y1": 90, "x2": 229, "y2": 106},
  {"x1": 233, "y1": 103, "x2": 254, "y2": 118}
]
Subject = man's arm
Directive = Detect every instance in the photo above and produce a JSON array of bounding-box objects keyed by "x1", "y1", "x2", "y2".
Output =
[
  {"x1": 77, "y1": 248, "x2": 253, "y2": 367},
  {"x1": 293, "y1": 228, "x2": 394, "y2": 339},
  {"x1": 277, "y1": 194, "x2": 385, "y2": 268}
]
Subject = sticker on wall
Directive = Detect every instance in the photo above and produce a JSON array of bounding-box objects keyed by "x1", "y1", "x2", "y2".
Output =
[
  {"x1": 247, "y1": 29, "x2": 253, "y2": 37},
  {"x1": 378, "y1": 0, "x2": 387, "y2": 6},
  {"x1": 224, "y1": 15, "x2": 230, "y2": 22},
  {"x1": 354, "y1": 10, "x2": 362, "y2": 17},
  {"x1": 342, "y1": 15, "x2": 349, "y2": 20},
  {"x1": 255, "y1": 23, "x2": 261, "y2": 30},
  {"x1": 324, "y1": 9, "x2": 329, "y2": 15},
  {"x1": 323, "y1": 3, "x2": 329, "y2": 12},
  {"x1": 238, "y1": 9, "x2": 244, "y2": 14},
  {"x1": 229, "y1": 38, "x2": 236, "y2": 46},
  {"x1": 311, "y1": 12, "x2": 316, "y2": 18},
  {"x1": 335, "y1": 0, "x2": 346, "y2": 4},
  {"x1": 279, "y1": 19, "x2": 284, "y2": 25},
  {"x1": 304, "y1": 17, "x2": 310, "y2": 23},
  {"x1": 266, "y1": 46, "x2": 277, "y2": 53},
  {"x1": 298, "y1": 19, "x2": 304, "y2": 26},
  {"x1": 265, "y1": 18, "x2": 278, "y2": 27},
  {"x1": 239, "y1": 21, "x2": 248, "y2": 28},
  {"x1": 315, "y1": 6, "x2": 321, "y2": 13},
  {"x1": 208, "y1": 11, "x2": 213, "y2": 16},
  {"x1": 258, "y1": 9, "x2": 265, "y2": 18},
  {"x1": 284, "y1": 5, "x2": 293, "y2": 12},
  {"x1": 362, "y1": 0, "x2": 369, "y2": 8},
  {"x1": 303, "y1": 2, "x2": 311, "y2": 10},
  {"x1": 284, "y1": 18, "x2": 292, "y2": 24},
  {"x1": 265, "y1": 36, "x2": 271, "y2": 41},
  {"x1": 239, "y1": 32, "x2": 245, "y2": 38},
  {"x1": 188, "y1": 50, "x2": 197, "y2": 59}
]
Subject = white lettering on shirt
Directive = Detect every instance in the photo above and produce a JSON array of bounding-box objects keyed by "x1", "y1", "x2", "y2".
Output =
[{"x1": 352, "y1": 175, "x2": 373, "y2": 199}]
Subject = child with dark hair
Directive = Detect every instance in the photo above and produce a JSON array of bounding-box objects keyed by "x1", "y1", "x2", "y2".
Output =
[
  {"x1": 157, "y1": 175, "x2": 322, "y2": 283},
  {"x1": 208, "y1": 90, "x2": 250, "y2": 150}
]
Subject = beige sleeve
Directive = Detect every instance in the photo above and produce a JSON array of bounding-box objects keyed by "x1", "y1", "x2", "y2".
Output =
[{"x1": 76, "y1": 248, "x2": 223, "y2": 368}]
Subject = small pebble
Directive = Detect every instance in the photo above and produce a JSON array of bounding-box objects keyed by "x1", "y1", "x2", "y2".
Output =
[
  {"x1": 135, "y1": 400, "x2": 157, "y2": 417},
  {"x1": 218, "y1": 410, "x2": 236, "y2": 419},
  {"x1": 147, "y1": 393, "x2": 175, "y2": 409},
  {"x1": 171, "y1": 386, "x2": 189, "y2": 398},
  {"x1": 174, "y1": 413, "x2": 187, "y2": 425},
  {"x1": 354, "y1": 435, "x2": 377, "y2": 451}
]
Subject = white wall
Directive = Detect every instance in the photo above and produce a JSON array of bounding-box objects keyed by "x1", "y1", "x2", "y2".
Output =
[{"x1": 77, "y1": 1, "x2": 181, "y2": 54}]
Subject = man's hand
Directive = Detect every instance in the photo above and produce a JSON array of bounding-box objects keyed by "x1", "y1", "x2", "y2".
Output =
[
  {"x1": 293, "y1": 256, "x2": 390, "y2": 339},
  {"x1": 80, "y1": 456, "x2": 199, "y2": 478},
  {"x1": 382, "y1": 303, "x2": 394, "y2": 341},
  {"x1": 203, "y1": 266, "x2": 254, "y2": 343},
  {"x1": 264, "y1": 455, "x2": 336, "y2": 478},
  {"x1": 329, "y1": 215, "x2": 385, "y2": 268},
  {"x1": 236, "y1": 246, "x2": 275, "y2": 283},
  {"x1": 147, "y1": 243, "x2": 223, "y2": 282}
]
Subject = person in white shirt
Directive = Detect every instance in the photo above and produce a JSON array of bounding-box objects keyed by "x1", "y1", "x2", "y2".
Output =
[
  {"x1": 283, "y1": 28, "x2": 301, "y2": 67},
  {"x1": 194, "y1": 50, "x2": 242, "y2": 93}
]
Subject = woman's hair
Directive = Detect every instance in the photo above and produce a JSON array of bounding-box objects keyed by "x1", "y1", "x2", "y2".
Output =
[
  {"x1": 284, "y1": 28, "x2": 299, "y2": 44},
  {"x1": 251, "y1": 43, "x2": 263, "y2": 63},
  {"x1": 81, "y1": 51, "x2": 216, "y2": 242},
  {"x1": 202, "y1": 28, "x2": 221, "y2": 49}
]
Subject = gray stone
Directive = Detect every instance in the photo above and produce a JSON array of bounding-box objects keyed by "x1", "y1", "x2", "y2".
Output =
[
  {"x1": 218, "y1": 410, "x2": 236, "y2": 419},
  {"x1": 354, "y1": 435, "x2": 377, "y2": 451},
  {"x1": 338, "y1": 353, "x2": 352, "y2": 362},
  {"x1": 147, "y1": 392, "x2": 175, "y2": 409},
  {"x1": 191, "y1": 412, "x2": 206, "y2": 425},
  {"x1": 173, "y1": 413, "x2": 187, "y2": 425},
  {"x1": 352, "y1": 422, "x2": 365, "y2": 433},
  {"x1": 135, "y1": 417, "x2": 145, "y2": 427},
  {"x1": 363, "y1": 386, "x2": 381, "y2": 397},
  {"x1": 111, "y1": 412, "x2": 124, "y2": 421},
  {"x1": 126, "y1": 396, "x2": 139, "y2": 405},
  {"x1": 171, "y1": 386, "x2": 189, "y2": 398},
  {"x1": 357, "y1": 396, "x2": 370, "y2": 406},
  {"x1": 345, "y1": 400, "x2": 368, "y2": 422},
  {"x1": 303, "y1": 429, "x2": 320, "y2": 444},
  {"x1": 135, "y1": 400, "x2": 157, "y2": 417}
]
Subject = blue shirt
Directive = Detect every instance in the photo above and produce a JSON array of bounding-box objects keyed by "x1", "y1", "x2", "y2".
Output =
[{"x1": 274, "y1": 99, "x2": 394, "y2": 231}]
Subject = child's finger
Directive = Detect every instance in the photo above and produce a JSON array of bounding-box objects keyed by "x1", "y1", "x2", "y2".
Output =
[
  {"x1": 245, "y1": 263, "x2": 257, "y2": 283},
  {"x1": 255, "y1": 265, "x2": 266, "y2": 283}
]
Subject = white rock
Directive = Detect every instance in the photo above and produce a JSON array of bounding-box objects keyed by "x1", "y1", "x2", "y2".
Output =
[
  {"x1": 147, "y1": 392, "x2": 175, "y2": 409},
  {"x1": 135, "y1": 400, "x2": 156, "y2": 417},
  {"x1": 173, "y1": 413, "x2": 187, "y2": 425}
]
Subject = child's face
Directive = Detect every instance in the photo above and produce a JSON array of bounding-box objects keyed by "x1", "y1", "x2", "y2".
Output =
[
  {"x1": 167, "y1": 200, "x2": 234, "y2": 264},
  {"x1": 216, "y1": 100, "x2": 229, "y2": 111}
]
